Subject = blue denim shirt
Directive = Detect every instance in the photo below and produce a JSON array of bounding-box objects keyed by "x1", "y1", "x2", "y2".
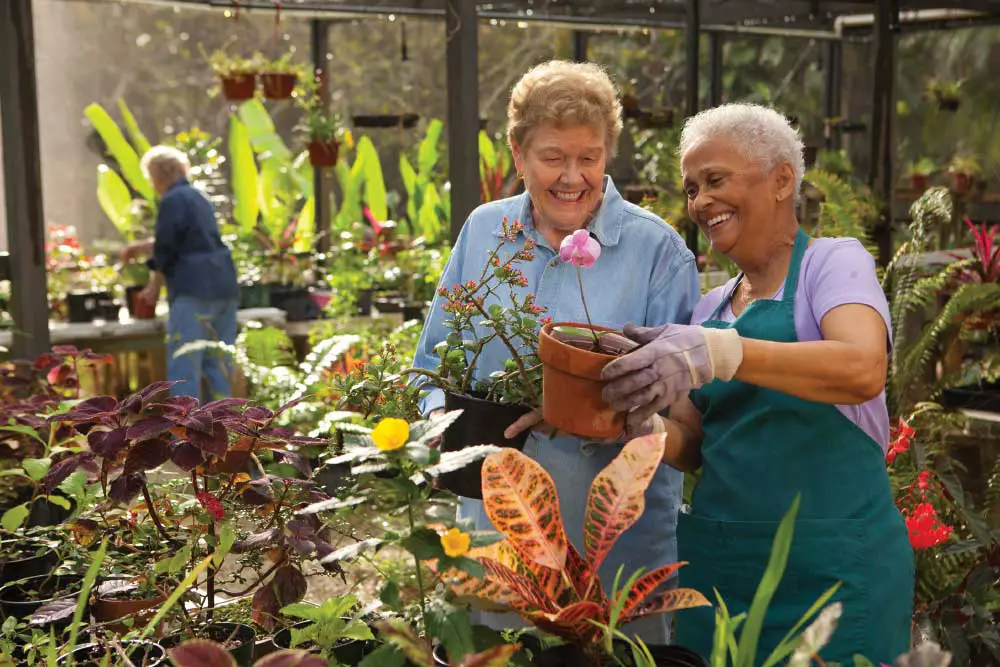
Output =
[
  {"x1": 412, "y1": 177, "x2": 699, "y2": 642},
  {"x1": 147, "y1": 179, "x2": 238, "y2": 302}
]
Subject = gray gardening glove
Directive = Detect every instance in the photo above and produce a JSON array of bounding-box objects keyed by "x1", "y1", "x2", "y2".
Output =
[{"x1": 601, "y1": 323, "x2": 744, "y2": 422}]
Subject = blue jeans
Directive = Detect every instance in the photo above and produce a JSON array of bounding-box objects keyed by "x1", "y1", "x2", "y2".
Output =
[{"x1": 166, "y1": 296, "x2": 238, "y2": 400}]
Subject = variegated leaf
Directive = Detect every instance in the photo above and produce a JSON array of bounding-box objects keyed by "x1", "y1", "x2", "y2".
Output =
[
  {"x1": 426, "y1": 445, "x2": 502, "y2": 477},
  {"x1": 626, "y1": 587, "x2": 711, "y2": 622},
  {"x1": 319, "y1": 537, "x2": 382, "y2": 564},
  {"x1": 440, "y1": 540, "x2": 525, "y2": 610},
  {"x1": 409, "y1": 409, "x2": 464, "y2": 446},
  {"x1": 527, "y1": 600, "x2": 604, "y2": 645},
  {"x1": 583, "y1": 433, "x2": 666, "y2": 572},
  {"x1": 481, "y1": 449, "x2": 567, "y2": 571},
  {"x1": 618, "y1": 561, "x2": 691, "y2": 623},
  {"x1": 459, "y1": 644, "x2": 521, "y2": 667},
  {"x1": 481, "y1": 557, "x2": 557, "y2": 613}
]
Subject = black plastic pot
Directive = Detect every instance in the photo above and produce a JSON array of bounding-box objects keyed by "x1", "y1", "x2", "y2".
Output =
[
  {"x1": 373, "y1": 295, "x2": 404, "y2": 314},
  {"x1": 272, "y1": 619, "x2": 376, "y2": 661},
  {"x1": 96, "y1": 295, "x2": 121, "y2": 321},
  {"x1": 66, "y1": 291, "x2": 110, "y2": 323},
  {"x1": 59, "y1": 641, "x2": 165, "y2": 666},
  {"x1": 161, "y1": 622, "x2": 256, "y2": 666},
  {"x1": 0, "y1": 545, "x2": 58, "y2": 584},
  {"x1": 401, "y1": 303, "x2": 424, "y2": 322},
  {"x1": 439, "y1": 392, "x2": 532, "y2": 499},
  {"x1": 314, "y1": 462, "x2": 352, "y2": 496},
  {"x1": 239, "y1": 283, "x2": 271, "y2": 309},
  {"x1": 269, "y1": 284, "x2": 319, "y2": 322},
  {"x1": 0, "y1": 574, "x2": 85, "y2": 637},
  {"x1": 27, "y1": 493, "x2": 74, "y2": 527},
  {"x1": 941, "y1": 381, "x2": 1000, "y2": 414},
  {"x1": 356, "y1": 287, "x2": 376, "y2": 316}
]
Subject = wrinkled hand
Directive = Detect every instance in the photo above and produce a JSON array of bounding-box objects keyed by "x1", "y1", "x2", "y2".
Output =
[
  {"x1": 600, "y1": 323, "x2": 744, "y2": 423},
  {"x1": 137, "y1": 284, "x2": 159, "y2": 307},
  {"x1": 504, "y1": 410, "x2": 554, "y2": 440}
]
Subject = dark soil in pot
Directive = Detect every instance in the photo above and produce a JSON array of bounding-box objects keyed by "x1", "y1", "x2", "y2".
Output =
[
  {"x1": 239, "y1": 282, "x2": 271, "y2": 309},
  {"x1": 269, "y1": 284, "x2": 319, "y2": 321},
  {"x1": 160, "y1": 622, "x2": 256, "y2": 666},
  {"x1": 59, "y1": 640, "x2": 165, "y2": 666},
  {"x1": 0, "y1": 545, "x2": 58, "y2": 583},
  {"x1": 439, "y1": 391, "x2": 532, "y2": 499}
]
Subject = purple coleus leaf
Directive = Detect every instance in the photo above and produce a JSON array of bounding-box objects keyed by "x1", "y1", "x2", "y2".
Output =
[
  {"x1": 243, "y1": 406, "x2": 275, "y2": 425},
  {"x1": 187, "y1": 422, "x2": 229, "y2": 458},
  {"x1": 275, "y1": 396, "x2": 308, "y2": 417},
  {"x1": 202, "y1": 398, "x2": 249, "y2": 415},
  {"x1": 30, "y1": 598, "x2": 77, "y2": 625},
  {"x1": 274, "y1": 451, "x2": 312, "y2": 477},
  {"x1": 56, "y1": 395, "x2": 119, "y2": 423},
  {"x1": 181, "y1": 411, "x2": 215, "y2": 434},
  {"x1": 124, "y1": 437, "x2": 172, "y2": 474},
  {"x1": 138, "y1": 381, "x2": 178, "y2": 403},
  {"x1": 241, "y1": 481, "x2": 274, "y2": 506},
  {"x1": 170, "y1": 442, "x2": 205, "y2": 471},
  {"x1": 43, "y1": 452, "x2": 94, "y2": 490},
  {"x1": 255, "y1": 650, "x2": 329, "y2": 667},
  {"x1": 168, "y1": 641, "x2": 237, "y2": 667},
  {"x1": 126, "y1": 415, "x2": 174, "y2": 442},
  {"x1": 252, "y1": 565, "x2": 307, "y2": 630},
  {"x1": 109, "y1": 472, "x2": 146, "y2": 503},
  {"x1": 88, "y1": 427, "x2": 129, "y2": 458},
  {"x1": 151, "y1": 395, "x2": 200, "y2": 417}
]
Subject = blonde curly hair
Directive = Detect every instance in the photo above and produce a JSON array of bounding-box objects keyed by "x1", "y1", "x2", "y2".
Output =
[{"x1": 507, "y1": 60, "x2": 623, "y2": 158}]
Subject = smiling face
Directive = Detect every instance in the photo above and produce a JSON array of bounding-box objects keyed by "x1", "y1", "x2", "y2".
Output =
[
  {"x1": 681, "y1": 137, "x2": 796, "y2": 261},
  {"x1": 512, "y1": 122, "x2": 607, "y2": 244}
]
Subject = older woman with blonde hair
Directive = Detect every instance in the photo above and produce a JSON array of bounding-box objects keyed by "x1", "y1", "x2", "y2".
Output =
[
  {"x1": 413, "y1": 60, "x2": 700, "y2": 643},
  {"x1": 601, "y1": 104, "x2": 913, "y2": 662},
  {"x1": 122, "y1": 145, "x2": 239, "y2": 400}
]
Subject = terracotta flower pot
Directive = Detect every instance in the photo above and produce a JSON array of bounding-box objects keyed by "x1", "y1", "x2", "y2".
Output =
[
  {"x1": 220, "y1": 73, "x2": 257, "y2": 101},
  {"x1": 537, "y1": 321, "x2": 636, "y2": 440},
  {"x1": 951, "y1": 172, "x2": 975, "y2": 195},
  {"x1": 260, "y1": 72, "x2": 297, "y2": 99},
  {"x1": 127, "y1": 285, "x2": 157, "y2": 320},
  {"x1": 909, "y1": 174, "x2": 930, "y2": 191},
  {"x1": 91, "y1": 593, "x2": 166, "y2": 634},
  {"x1": 307, "y1": 139, "x2": 340, "y2": 167}
]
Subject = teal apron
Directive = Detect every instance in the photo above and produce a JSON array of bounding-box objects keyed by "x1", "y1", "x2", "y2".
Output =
[{"x1": 674, "y1": 230, "x2": 913, "y2": 664}]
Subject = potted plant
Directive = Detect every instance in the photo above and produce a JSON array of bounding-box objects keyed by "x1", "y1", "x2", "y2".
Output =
[
  {"x1": 259, "y1": 52, "x2": 299, "y2": 100},
  {"x1": 904, "y1": 157, "x2": 936, "y2": 191},
  {"x1": 925, "y1": 79, "x2": 962, "y2": 111},
  {"x1": 58, "y1": 641, "x2": 166, "y2": 666},
  {"x1": 295, "y1": 71, "x2": 346, "y2": 168},
  {"x1": 122, "y1": 261, "x2": 156, "y2": 320},
  {"x1": 947, "y1": 153, "x2": 981, "y2": 195},
  {"x1": 209, "y1": 51, "x2": 259, "y2": 101},
  {"x1": 538, "y1": 230, "x2": 639, "y2": 439},
  {"x1": 443, "y1": 434, "x2": 710, "y2": 666},
  {"x1": 272, "y1": 594, "x2": 375, "y2": 662},
  {"x1": 404, "y1": 218, "x2": 543, "y2": 498}
]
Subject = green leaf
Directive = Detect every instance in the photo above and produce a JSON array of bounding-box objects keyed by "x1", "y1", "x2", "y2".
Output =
[
  {"x1": 96, "y1": 166, "x2": 136, "y2": 241},
  {"x1": 213, "y1": 522, "x2": 236, "y2": 567},
  {"x1": 934, "y1": 456, "x2": 996, "y2": 547},
  {"x1": 168, "y1": 545, "x2": 192, "y2": 574},
  {"x1": 293, "y1": 196, "x2": 315, "y2": 254},
  {"x1": 355, "y1": 136, "x2": 387, "y2": 222},
  {"x1": 418, "y1": 119, "x2": 444, "y2": 177},
  {"x1": 45, "y1": 495, "x2": 72, "y2": 510},
  {"x1": 117, "y1": 98, "x2": 151, "y2": 156},
  {"x1": 426, "y1": 605, "x2": 475, "y2": 664},
  {"x1": 140, "y1": 552, "x2": 216, "y2": 640},
  {"x1": 735, "y1": 495, "x2": 800, "y2": 667},
  {"x1": 229, "y1": 115, "x2": 260, "y2": 232},
  {"x1": 380, "y1": 579, "x2": 401, "y2": 608},
  {"x1": 400, "y1": 527, "x2": 445, "y2": 560},
  {"x1": 1, "y1": 503, "x2": 29, "y2": 532},
  {"x1": 468, "y1": 532, "x2": 504, "y2": 548},
  {"x1": 342, "y1": 619, "x2": 375, "y2": 641},
  {"x1": 357, "y1": 643, "x2": 406, "y2": 667},
  {"x1": 0, "y1": 424, "x2": 46, "y2": 444},
  {"x1": 418, "y1": 183, "x2": 442, "y2": 243},
  {"x1": 23, "y1": 457, "x2": 52, "y2": 481},
  {"x1": 65, "y1": 539, "x2": 107, "y2": 659},
  {"x1": 238, "y1": 99, "x2": 293, "y2": 162},
  {"x1": 83, "y1": 103, "x2": 155, "y2": 202},
  {"x1": 854, "y1": 656, "x2": 875, "y2": 667},
  {"x1": 478, "y1": 130, "x2": 497, "y2": 175},
  {"x1": 400, "y1": 155, "x2": 417, "y2": 222}
]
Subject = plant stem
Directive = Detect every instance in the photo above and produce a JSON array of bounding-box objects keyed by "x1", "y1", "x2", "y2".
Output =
[
  {"x1": 141, "y1": 485, "x2": 170, "y2": 542},
  {"x1": 206, "y1": 520, "x2": 216, "y2": 623},
  {"x1": 577, "y1": 266, "x2": 602, "y2": 350},
  {"x1": 467, "y1": 296, "x2": 540, "y2": 404},
  {"x1": 406, "y1": 500, "x2": 428, "y2": 636}
]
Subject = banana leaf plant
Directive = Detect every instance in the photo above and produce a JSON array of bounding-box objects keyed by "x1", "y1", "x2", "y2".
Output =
[
  {"x1": 335, "y1": 134, "x2": 389, "y2": 237},
  {"x1": 479, "y1": 130, "x2": 516, "y2": 204},
  {"x1": 229, "y1": 100, "x2": 317, "y2": 284},
  {"x1": 443, "y1": 433, "x2": 710, "y2": 662},
  {"x1": 399, "y1": 118, "x2": 448, "y2": 244}
]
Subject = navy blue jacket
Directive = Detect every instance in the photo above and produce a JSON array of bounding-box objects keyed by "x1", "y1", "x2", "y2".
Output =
[{"x1": 147, "y1": 179, "x2": 238, "y2": 302}]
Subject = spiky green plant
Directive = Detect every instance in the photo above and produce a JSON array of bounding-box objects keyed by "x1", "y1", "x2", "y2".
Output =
[{"x1": 802, "y1": 169, "x2": 879, "y2": 258}]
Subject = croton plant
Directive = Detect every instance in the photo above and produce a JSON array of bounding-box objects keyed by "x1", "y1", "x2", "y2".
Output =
[{"x1": 444, "y1": 433, "x2": 710, "y2": 662}]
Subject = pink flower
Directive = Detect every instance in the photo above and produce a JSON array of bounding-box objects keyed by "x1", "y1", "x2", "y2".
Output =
[{"x1": 559, "y1": 230, "x2": 601, "y2": 268}]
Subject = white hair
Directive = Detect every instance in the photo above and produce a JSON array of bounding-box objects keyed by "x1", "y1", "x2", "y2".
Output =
[
  {"x1": 678, "y1": 103, "x2": 805, "y2": 203},
  {"x1": 140, "y1": 145, "x2": 190, "y2": 189}
]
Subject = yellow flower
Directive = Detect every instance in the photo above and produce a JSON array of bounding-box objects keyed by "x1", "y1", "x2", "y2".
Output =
[
  {"x1": 371, "y1": 418, "x2": 409, "y2": 452},
  {"x1": 342, "y1": 129, "x2": 355, "y2": 150},
  {"x1": 440, "y1": 527, "x2": 471, "y2": 558}
]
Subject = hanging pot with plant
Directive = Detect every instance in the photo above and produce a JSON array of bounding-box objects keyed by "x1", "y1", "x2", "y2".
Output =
[
  {"x1": 209, "y1": 51, "x2": 259, "y2": 101},
  {"x1": 905, "y1": 157, "x2": 936, "y2": 191},
  {"x1": 925, "y1": 78, "x2": 962, "y2": 112},
  {"x1": 947, "y1": 153, "x2": 981, "y2": 196},
  {"x1": 260, "y1": 52, "x2": 299, "y2": 100}
]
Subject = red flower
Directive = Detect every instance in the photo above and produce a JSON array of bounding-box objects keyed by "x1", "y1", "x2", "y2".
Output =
[
  {"x1": 539, "y1": 316, "x2": 553, "y2": 325},
  {"x1": 885, "y1": 418, "x2": 914, "y2": 465},
  {"x1": 904, "y1": 503, "x2": 953, "y2": 550},
  {"x1": 197, "y1": 492, "x2": 225, "y2": 521}
]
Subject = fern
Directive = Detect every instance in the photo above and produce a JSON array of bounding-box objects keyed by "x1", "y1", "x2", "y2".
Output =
[{"x1": 802, "y1": 169, "x2": 879, "y2": 257}]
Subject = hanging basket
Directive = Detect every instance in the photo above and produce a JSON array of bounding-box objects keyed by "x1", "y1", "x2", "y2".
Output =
[
  {"x1": 261, "y1": 72, "x2": 297, "y2": 99},
  {"x1": 307, "y1": 138, "x2": 340, "y2": 167},
  {"x1": 219, "y1": 72, "x2": 257, "y2": 101}
]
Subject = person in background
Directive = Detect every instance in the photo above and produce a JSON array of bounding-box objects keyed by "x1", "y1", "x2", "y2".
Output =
[
  {"x1": 601, "y1": 103, "x2": 913, "y2": 663},
  {"x1": 412, "y1": 60, "x2": 701, "y2": 644},
  {"x1": 121, "y1": 145, "x2": 240, "y2": 400}
]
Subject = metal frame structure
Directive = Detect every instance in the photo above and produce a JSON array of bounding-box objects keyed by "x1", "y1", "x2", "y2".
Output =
[{"x1": 6, "y1": 0, "x2": 1000, "y2": 353}]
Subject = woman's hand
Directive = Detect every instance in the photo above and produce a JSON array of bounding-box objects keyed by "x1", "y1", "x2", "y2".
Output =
[
  {"x1": 600, "y1": 323, "x2": 744, "y2": 423},
  {"x1": 137, "y1": 284, "x2": 159, "y2": 307},
  {"x1": 504, "y1": 410, "x2": 554, "y2": 440},
  {"x1": 121, "y1": 239, "x2": 153, "y2": 263}
]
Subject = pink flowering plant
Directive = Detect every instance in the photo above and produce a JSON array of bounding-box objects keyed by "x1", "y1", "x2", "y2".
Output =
[
  {"x1": 410, "y1": 217, "x2": 545, "y2": 407},
  {"x1": 558, "y1": 229, "x2": 604, "y2": 349}
]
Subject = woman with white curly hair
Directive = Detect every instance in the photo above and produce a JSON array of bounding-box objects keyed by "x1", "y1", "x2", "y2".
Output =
[{"x1": 600, "y1": 104, "x2": 913, "y2": 662}]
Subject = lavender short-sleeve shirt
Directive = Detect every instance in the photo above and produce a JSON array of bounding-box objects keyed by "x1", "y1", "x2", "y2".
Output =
[{"x1": 691, "y1": 237, "x2": 892, "y2": 452}]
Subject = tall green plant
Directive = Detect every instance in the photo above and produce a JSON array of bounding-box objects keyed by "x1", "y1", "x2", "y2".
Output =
[{"x1": 400, "y1": 119, "x2": 447, "y2": 243}]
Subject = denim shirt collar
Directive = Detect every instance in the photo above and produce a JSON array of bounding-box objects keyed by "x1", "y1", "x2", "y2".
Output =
[{"x1": 491, "y1": 175, "x2": 625, "y2": 248}]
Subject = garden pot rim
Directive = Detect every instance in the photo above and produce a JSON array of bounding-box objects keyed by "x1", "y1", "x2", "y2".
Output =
[{"x1": 539, "y1": 321, "x2": 629, "y2": 379}]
